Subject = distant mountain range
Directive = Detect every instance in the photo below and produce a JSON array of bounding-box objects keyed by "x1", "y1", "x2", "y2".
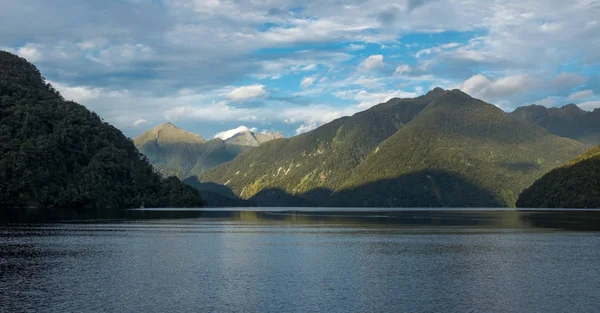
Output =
[
  {"x1": 215, "y1": 126, "x2": 284, "y2": 147},
  {"x1": 510, "y1": 104, "x2": 600, "y2": 145},
  {"x1": 134, "y1": 123, "x2": 283, "y2": 179},
  {"x1": 197, "y1": 89, "x2": 591, "y2": 207}
]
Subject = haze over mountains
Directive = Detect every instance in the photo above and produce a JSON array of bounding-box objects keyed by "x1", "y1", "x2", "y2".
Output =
[
  {"x1": 510, "y1": 104, "x2": 600, "y2": 145},
  {"x1": 134, "y1": 123, "x2": 283, "y2": 179}
]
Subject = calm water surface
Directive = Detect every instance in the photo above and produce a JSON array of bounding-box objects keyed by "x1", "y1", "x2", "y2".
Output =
[{"x1": 1, "y1": 210, "x2": 600, "y2": 313}]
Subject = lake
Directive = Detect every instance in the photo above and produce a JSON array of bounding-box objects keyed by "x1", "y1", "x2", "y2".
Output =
[{"x1": 1, "y1": 209, "x2": 600, "y2": 313}]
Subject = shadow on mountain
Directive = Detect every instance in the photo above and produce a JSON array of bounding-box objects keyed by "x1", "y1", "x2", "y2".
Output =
[
  {"x1": 246, "y1": 170, "x2": 503, "y2": 207},
  {"x1": 183, "y1": 177, "x2": 254, "y2": 207},
  {"x1": 184, "y1": 178, "x2": 236, "y2": 198},
  {"x1": 497, "y1": 161, "x2": 540, "y2": 173},
  {"x1": 249, "y1": 188, "x2": 325, "y2": 207}
]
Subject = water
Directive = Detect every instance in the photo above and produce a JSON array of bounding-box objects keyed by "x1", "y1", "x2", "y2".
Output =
[{"x1": 1, "y1": 210, "x2": 600, "y2": 313}]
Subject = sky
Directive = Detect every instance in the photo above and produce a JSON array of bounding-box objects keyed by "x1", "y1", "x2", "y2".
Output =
[{"x1": 1, "y1": 0, "x2": 599, "y2": 139}]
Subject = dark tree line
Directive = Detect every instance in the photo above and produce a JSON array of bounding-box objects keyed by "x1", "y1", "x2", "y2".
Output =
[{"x1": 0, "y1": 51, "x2": 204, "y2": 220}]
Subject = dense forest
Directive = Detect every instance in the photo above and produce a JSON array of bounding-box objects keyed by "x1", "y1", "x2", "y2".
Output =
[
  {"x1": 0, "y1": 51, "x2": 204, "y2": 220},
  {"x1": 198, "y1": 88, "x2": 443, "y2": 204},
  {"x1": 517, "y1": 145, "x2": 600, "y2": 208},
  {"x1": 198, "y1": 89, "x2": 586, "y2": 207}
]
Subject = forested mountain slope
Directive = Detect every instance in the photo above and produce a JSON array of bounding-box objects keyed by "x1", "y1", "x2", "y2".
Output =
[
  {"x1": 0, "y1": 51, "x2": 204, "y2": 220},
  {"x1": 341, "y1": 90, "x2": 585, "y2": 207},
  {"x1": 198, "y1": 89, "x2": 585, "y2": 207},
  {"x1": 517, "y1": 145, "x2": 600, "y2": 208}
]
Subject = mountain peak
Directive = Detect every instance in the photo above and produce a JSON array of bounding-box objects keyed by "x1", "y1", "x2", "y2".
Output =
[
  {"x1": 425, "y1": 87, "x2": 446, "y2": 98},
  {"x1": 560, "y1": 103, "x2": 585, "y2": 115},
  {"x1": 214, "y1": 125, "x2": 284, "y2": 146},
  {"x1": 425, "y1": 88, "x2": 475, "y2": 109},
  {"x1": 134, "y1": 122, "x2": 206, "y2": 146}
]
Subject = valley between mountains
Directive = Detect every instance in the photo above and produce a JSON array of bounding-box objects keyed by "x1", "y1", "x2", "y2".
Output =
[{"x1": 135, "y1": 88, "x2": 600, "y2": 208}]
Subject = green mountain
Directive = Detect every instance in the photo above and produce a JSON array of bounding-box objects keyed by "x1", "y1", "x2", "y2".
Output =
[
  {"x1": 0, "y1": 51, "x2": 204, "y2": 220},
  {"x1": 509, "y1": 104, "x2": 600, "y2": 145},
  {"x1": 517, "y1": 145, "x2": 600, "y2": 208},
  {"x1": 198, "y1": 88, "x2": 444, "y2": 204},
  {"x1": 339, "y1": 90, "x2": 585, "y2": 207},
  {"x1": 198, "y1": 89, "x2": 585, "y2": 207},
  {"x1": 134, "y1": 123, "x2": 249, "y2": 179},
  {"x1": 223, "y1": 129, "x2": 284, "y2": 147}
]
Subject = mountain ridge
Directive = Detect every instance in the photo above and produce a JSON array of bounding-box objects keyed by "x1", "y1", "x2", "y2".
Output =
[{"x1": 198, "y1": 88, "x2": 586, "y2": 207}]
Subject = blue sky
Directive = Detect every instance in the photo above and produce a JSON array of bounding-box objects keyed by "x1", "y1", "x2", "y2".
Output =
[{"x1": 1, "y1": 0, "x2": 599, "y2": 138}]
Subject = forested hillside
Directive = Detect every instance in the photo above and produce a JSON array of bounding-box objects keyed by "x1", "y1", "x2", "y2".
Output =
[
  {"x1": 517, "y1": 145, "x2": 600, "y2": 208},
  {"x1": 198, "y1": 88, "x2": 445, "y2": 204},
  {"x1": 0, "y1": 51, "x2": 204, "y2": 220},
  {"x1": 341, "y1": 90, "x2": 585, "y2": 207},
  {"x1": 198, "y1": 89, "x2": 585, "y2": 207}
]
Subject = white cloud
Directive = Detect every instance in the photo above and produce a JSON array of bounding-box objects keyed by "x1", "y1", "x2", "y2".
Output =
[
  {"x1": 227, "y1": 84, "x2": 267, "y2": 101},
  {"x1": 300, "y1": 77, "x2": 316, "y2": 88},
  {"x1": 335, "y1": 89, "x2": 417, "y2": 109},
  {"x1": 394, "y1": 64, "x2": 411, "y2": 75},
  {"x1": 459, "y1": 74, "x2": 536, "y2": 102},
  {"x1": 535, "y1": 96, "x2": 561, "y2": 107},
  {"x1": 214, "y1": 125, "x2": 258, "y2": 140},
  {"x1": 133, "y1": 119, "x2": 147, "y2": 126},
  {"x1": 348, "y1": 44, "x2": 366, "y2": 50},
  {"x1": 540, "y1": 23, "x2": 563, "y2": 32},
  {"x1": 551, "y1": 73, "x2": 588, "y2": 89},
  {"x1": 415, "y1": 42, "x2": 460, "y2": 58},
  {"x1": 300, "y1": 64, "x2": 317, "y2": 71},
  {"x1": 8, "y1": 43, "x2": 44, "y2": 62},
  {"x1": 360, "y1": 55, "x2": 385, "y2": 71},
  {"x1": 567, "y1": 90, "x2": 594, "y2": 101},
  {"x1": 578, "y1": 101, "x2": 600, "y2": 111}
]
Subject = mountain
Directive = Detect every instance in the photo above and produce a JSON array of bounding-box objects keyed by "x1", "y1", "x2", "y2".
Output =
[
  {"x1": 224, "y1": 130, "x2": 284, "y2": 147},
  {"x1": 198, "y1": 88, "x2": 445, "y2": 204},
  {"x1": 0, "y1": 51, "x2": 204, "y2": 220},
  {"x1": 134, "y1": 123, "x2": 249, "y2": 179},
  {"x1": 516, "y1": 145, "x2": 600, "y2": 208},
  {"x1": 197, "y1": 88, "x2": 585, "y2": 207},
  {"x1": 509, "y1": 104, "x2": 600, "y2": 145}
]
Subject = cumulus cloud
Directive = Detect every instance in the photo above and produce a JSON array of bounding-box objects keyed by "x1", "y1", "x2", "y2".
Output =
[
  {"x1": 227, "y1": 85, "x2": 267, "y2": 101},
  {"x1": 335, "y1": 89, "x2": 417, "y2": 109},
  {"x1": 535, "y1": 96, "x2": 561, "y2": 107},
  {"x1": 567, "y1": 90, "x2": 594, "y2": 101},
  {"x1": 459, "y1": 74, "x2": 536, "y2": 103},
  {"x1": 578, "y1": 101, "x2": 600, "y2": 110},
  {"x1": 551, "y1": 73, "x2": 588, "y2": 89},
  {"x1": 300, "y1": 76, "x2": 316, "y2": 88},
  {"x1": 3, "y1": 0, "x2": 599, "y2": 137},
  {"x1": 17, "y1": 43, "x2": 43, "y2": 62},
  {"x1": 360, "y1": 55, "x2": 385, "y2": 71},
  {"x1": 214, "y1": 125, "x2": 258, "y2": 140},
  {"x1": 394, "y1": 64, "x2": 411, "y2": 75}
]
